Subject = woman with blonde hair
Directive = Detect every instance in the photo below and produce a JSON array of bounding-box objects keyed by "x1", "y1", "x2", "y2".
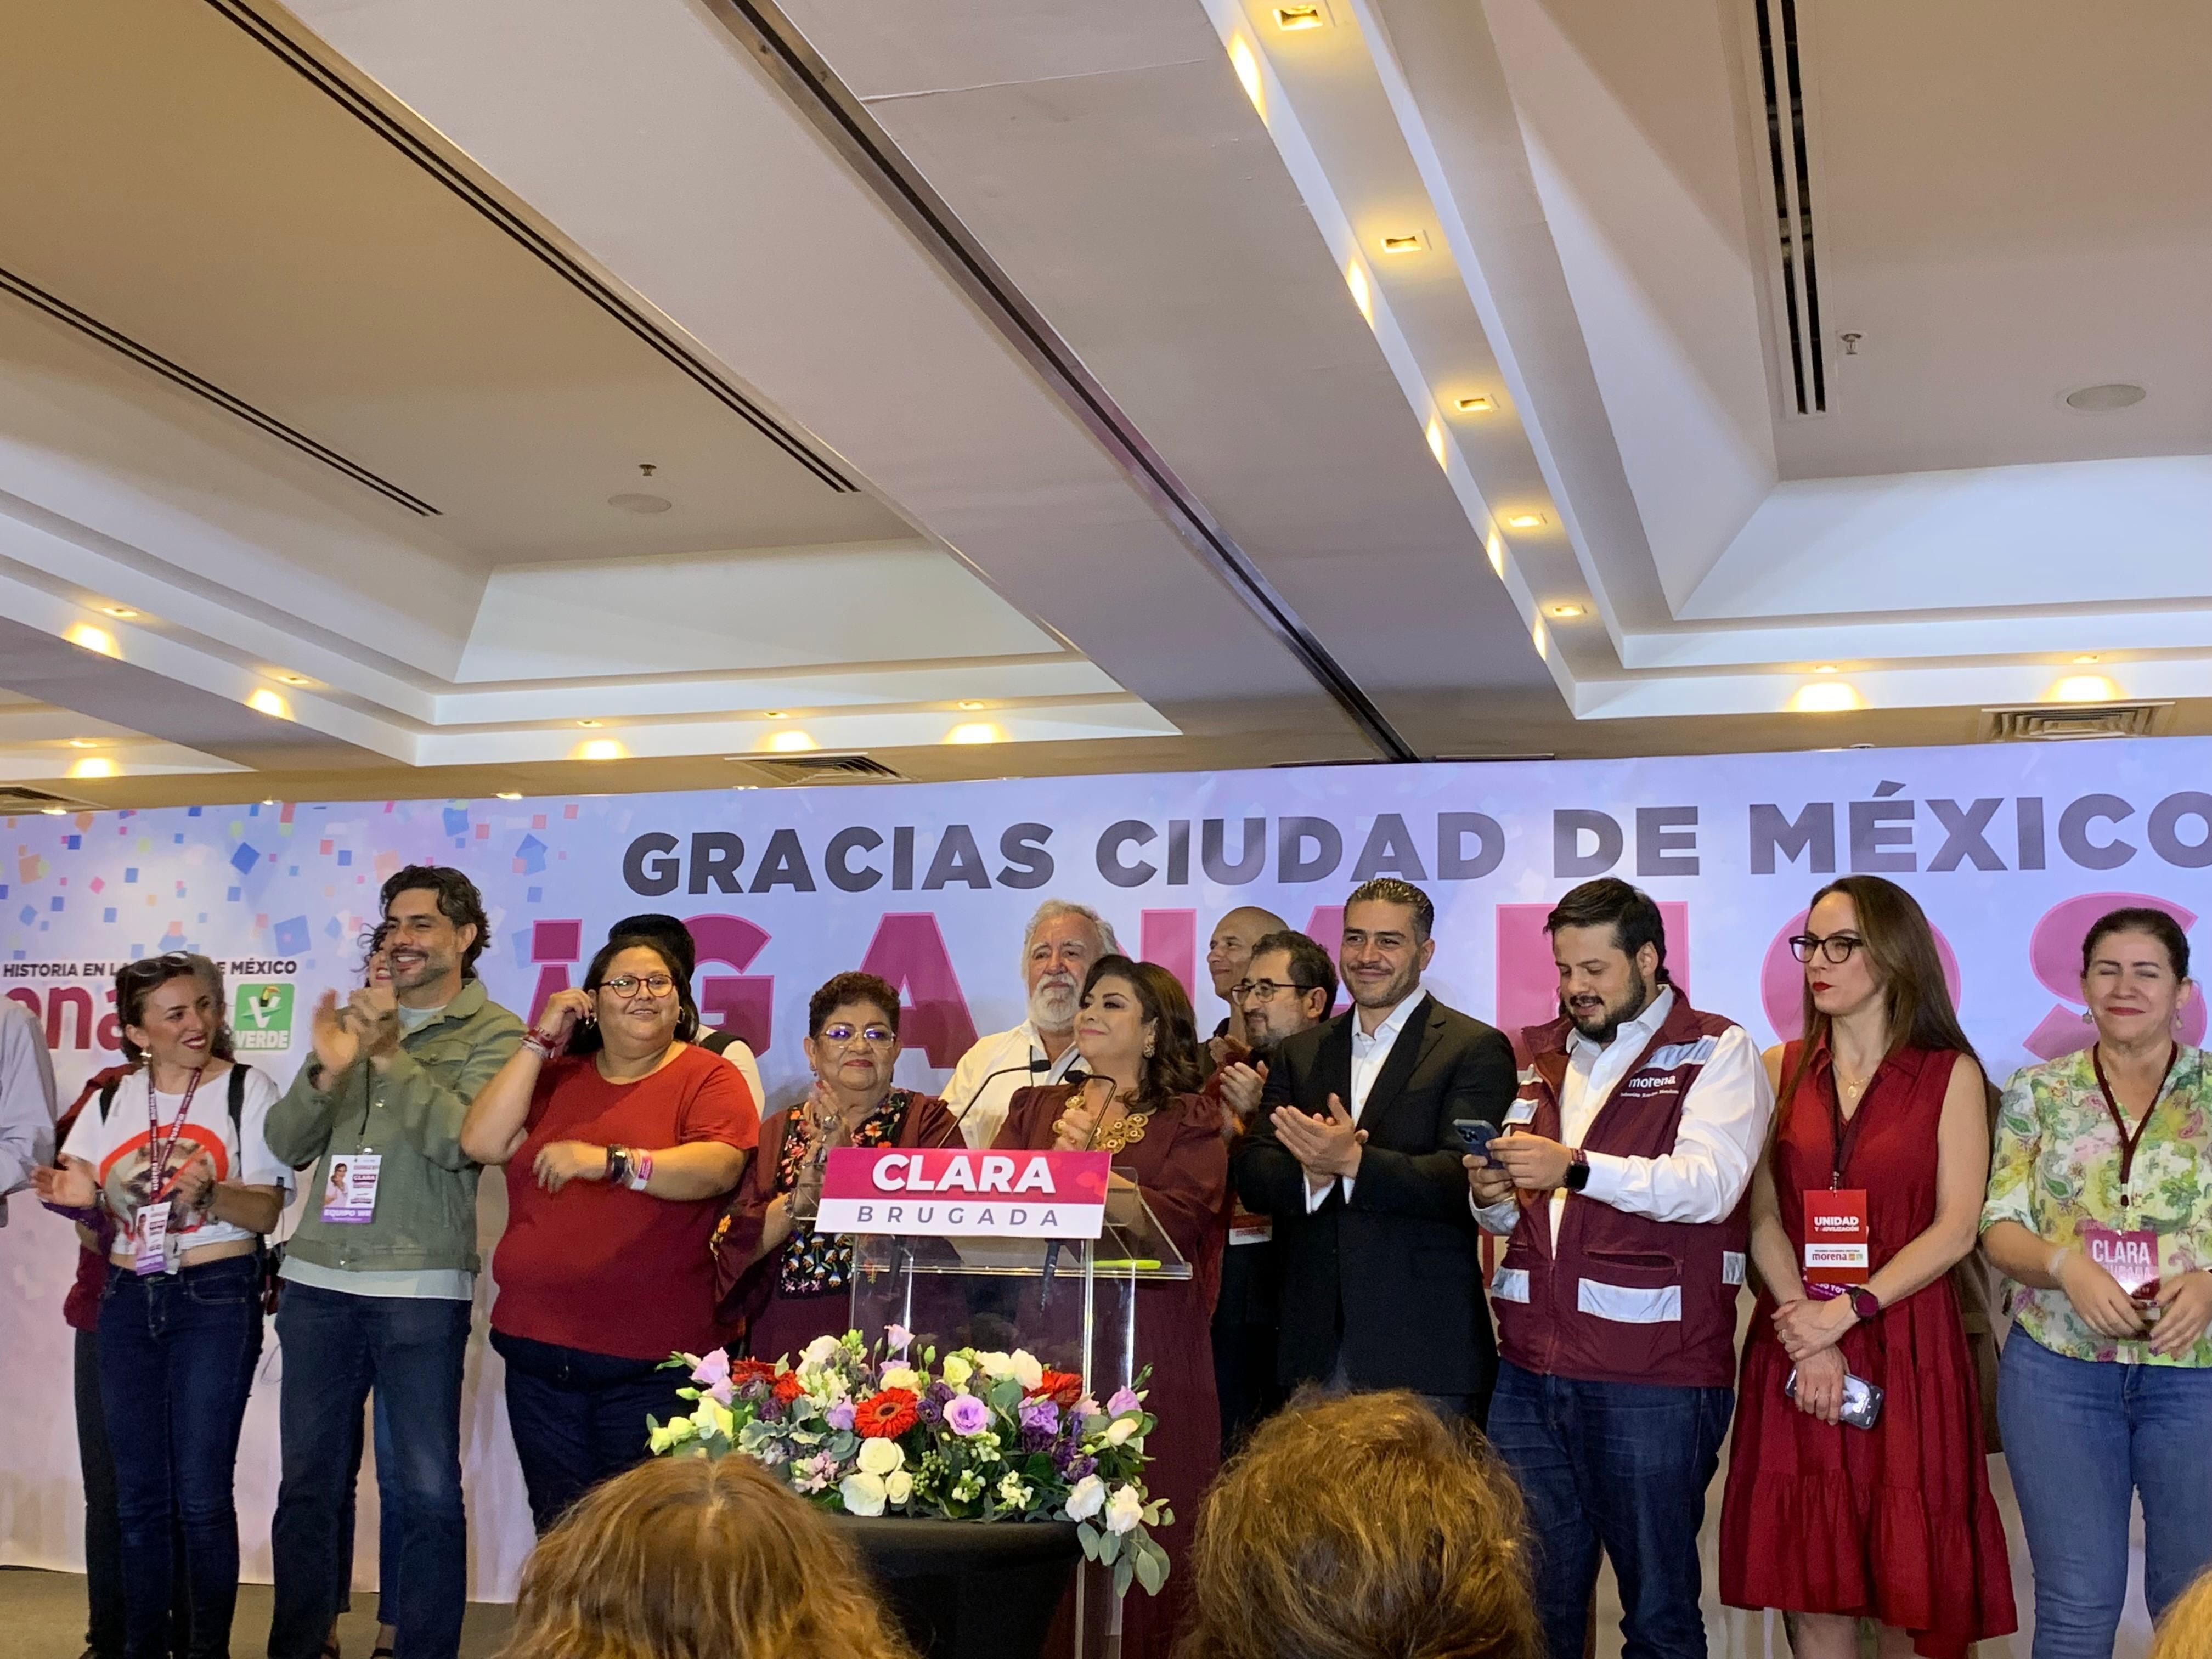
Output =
[
  {"x1": 493, "y1": 1454, "x2": 915, "y2": 1659},
  {"x1": 1174, "y1": 1389, "x2": 1539, "y2": 1659}
]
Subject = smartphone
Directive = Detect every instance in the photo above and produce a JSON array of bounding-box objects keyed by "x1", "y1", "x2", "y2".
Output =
[
  {"x1": 1784, "y1": 1367, "x2": 1885, "y2": 1430},
  {"x1": 1453, "y1": 1119, "x2": 1501, "y2": 1158}
]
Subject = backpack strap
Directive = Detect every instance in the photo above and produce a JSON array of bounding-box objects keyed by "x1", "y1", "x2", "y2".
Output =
[
  {"x1": 228, "y1": 1062, "x2": 250, "y2": 1137},
  {"x1": 96, "y1": 1074, "x2": 124, "y2": 1124}
]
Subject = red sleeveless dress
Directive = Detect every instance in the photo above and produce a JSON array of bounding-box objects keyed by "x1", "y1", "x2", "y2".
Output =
[{"x1": 1718, "y1": 1042, "x2": 2015, "y2": 1657}]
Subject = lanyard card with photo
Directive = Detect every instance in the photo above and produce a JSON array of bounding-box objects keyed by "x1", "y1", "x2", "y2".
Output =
[
  {"x1": 132, "y1": 1204, "x2": 171, "y2": 1276},
  {"x1": 320, "y1": 1153, "x2": 382, "y2": 1224},
  {"x1": 1802, "y1": 1188, "x2": 1870, "y2": 1286}
]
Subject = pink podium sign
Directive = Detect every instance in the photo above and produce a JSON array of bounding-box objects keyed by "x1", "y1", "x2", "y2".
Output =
[{"x1": 814, "y1": 1146, "x2": 1111, "y2": 1239}]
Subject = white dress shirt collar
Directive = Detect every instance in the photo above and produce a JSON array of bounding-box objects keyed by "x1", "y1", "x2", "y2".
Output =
[
  {"x1": 1352, "y1": 988, "x2": 1428, "y2": 1054},
  {"x1": 1566, "y1": 984, "x2": 1674, "y2": 1065}
]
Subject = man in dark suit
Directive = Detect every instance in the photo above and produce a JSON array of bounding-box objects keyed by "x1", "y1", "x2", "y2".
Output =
[{"x1": 1233, "y1": 877, "x2": 1516, "y2": 1420}]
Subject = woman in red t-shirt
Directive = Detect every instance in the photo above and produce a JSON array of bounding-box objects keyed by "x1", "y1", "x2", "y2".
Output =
[{"x1": 461, "y1": 933, "x2": 758, "y2": 1532}]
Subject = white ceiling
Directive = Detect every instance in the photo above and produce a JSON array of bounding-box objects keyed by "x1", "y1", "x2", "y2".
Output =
[{"x1": 0, "y1": 0, "x2": 2205, "y2": 809}]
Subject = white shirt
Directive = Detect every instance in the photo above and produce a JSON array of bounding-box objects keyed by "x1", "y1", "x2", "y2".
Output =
[
  {"x1": 1476, "y1": 988, "x2": 1773, "y2": 1239},
  {"x1": 1307, "y1": 991, "x2": 1429, "y2": 1212},
  {"x1": 0, "y1": 1001, "x2": 56, "y2": 1227},
  {"x1": 943, "y1": 1020, "x2": 1081, "y2": 1148}
]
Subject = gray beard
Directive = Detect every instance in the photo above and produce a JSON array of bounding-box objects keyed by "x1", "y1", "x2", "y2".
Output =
[{"x1": 1029, "y1": 982, "x2": 1077, "y2": 1035}]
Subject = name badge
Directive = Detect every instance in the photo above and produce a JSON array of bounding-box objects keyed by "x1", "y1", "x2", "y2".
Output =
[
  {"x1": 1228, "y1": 1206, "x2": 1273, "y2": 1247},
  {"x1": 1802, "y1": 1188, "x2": 1870, "y2": 1286},
  {"x1": 1503, "y1": 1099, "x2": 1538, "y2": 1127},
  {"x1": 321, "y1": 1154, "x2": 382, "y2": 1224},
  {"x1": 2080, "y1": 1223, "x2": 2162, "y2": 1302},
  {"x1": 132, "y1": 1205, "x2": 171, "y2": 1277}
]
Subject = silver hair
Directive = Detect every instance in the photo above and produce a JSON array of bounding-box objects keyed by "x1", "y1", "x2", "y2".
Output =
[{"x1": 1018, "y1": 899, "x2": 1118, "y2": 968}]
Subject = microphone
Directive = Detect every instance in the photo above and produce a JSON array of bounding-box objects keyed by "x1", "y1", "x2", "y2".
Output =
[
  {"x1": 1042, "y1": 1067, "x2": 1099, "y2": 1304},
  {"x1": 932, "y1": 1056, "x2": 1051, "y2": 1149}
]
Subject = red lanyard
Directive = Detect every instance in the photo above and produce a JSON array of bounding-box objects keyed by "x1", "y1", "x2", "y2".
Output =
[
  {"x1": 145, "y1": 1066, "x2": 207, "y2": 1193},
  {"x1": 2090, "y1": 1042, "x2": 2176, "y2": 1188},
  {"x1": 1824, "y1": 1056, "x2": 1875, "y2": 1191}
]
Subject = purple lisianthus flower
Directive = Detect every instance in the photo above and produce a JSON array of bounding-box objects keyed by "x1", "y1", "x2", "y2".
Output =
[
  {"x1": 1065, "y1": 1454, "x2": 1096, "y2": 1482},
  {"x1": 1019, "y1": 1398, "x2": 1060, "y2": 1434},
  {"x1": 887, "y1": 1322, "x2": 913, "y2": 1357},
  {"x1": 945, "y1": 1394, "x2": 991, "y2": 1437},
  {"x1": 690, "y1": 1348, "x2": 735, "y2": 1406},
  {"x1": 925, "y1": 1380, "x2": 955, "y2": 1404},
  {"x1": 914, "y1": 1393, "x2": 945, "y2": 1426},
  {"x1": 760, "y1": 1394, "x2": 787, "y2": 1423},
  {"x1": 1019, "y1": 1423, "x2": 1056, "y2": 1454},
  {"x1": 826, "y1": 1400, "x2": 856, "y2": 1432},
  {"x1": 1105, "y1": 1386, "x2": 1141, "y2": 1418}
]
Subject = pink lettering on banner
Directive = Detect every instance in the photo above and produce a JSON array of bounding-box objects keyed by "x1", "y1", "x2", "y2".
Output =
[
  {"x1": 527, "y1": 918, "x2": 583, "y2": 1024},
  {"x1": 2023, "y1": 892, "x2": 2204, "y2": 1059},
  {"x1": 690, "y1": 914, "x2": 775, "y2": 1057},
  {"x1": 1495, "y1": 901, "x2": 1690, "y2": 1057},
  {"x1": 1141, "y1": 909, "x2": 1197, "y2": 1004},
  {"x1": 1302, "y1": 905, "x2": 1351, "y2": 1013},
  {"x1": 1759, "y1": 907, "x2": 1961, "y2": 1043},
  {"x1": 857, "y1": 912, "x2": 977, "y2": 1069}
]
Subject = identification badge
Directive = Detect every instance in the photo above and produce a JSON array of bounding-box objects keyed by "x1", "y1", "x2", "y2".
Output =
[
  {"x1": 132, "y1": 1205, "x2": 171, "y2": 1276},
  {"x1": 2080, "y1": 1224, "x2": 2162, "y2": 1302},
  {"x1": 321, "y1": 1154, "x2": 382, "y2": 1224},
  {"x1": 1503, "y1": 1099, "x2": 1538, "y2": 1127},
  {"x1": 1228, "y1": 1205, "x2": 1273, "y2": 1246},
  {"x1": 1802, "y1": 1188, "x2": 1870, "y2": 1286}
]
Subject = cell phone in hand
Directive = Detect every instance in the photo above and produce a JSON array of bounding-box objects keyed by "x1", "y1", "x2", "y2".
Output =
[
  {"x1": 1453, "y1": 1119, "x2": 1501, "y2": 1158},
  {"x1": 1784, "y1": 1367, "x2": 1885, "y2": 1430}
]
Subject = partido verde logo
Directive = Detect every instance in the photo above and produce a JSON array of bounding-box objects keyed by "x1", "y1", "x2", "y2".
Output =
[{"x1": 233, "y1": 982, "x2": 295, "y2": 1052}]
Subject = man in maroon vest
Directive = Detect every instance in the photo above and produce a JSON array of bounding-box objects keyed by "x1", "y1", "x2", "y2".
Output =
[{"x1": 1466, "y1": 878, "x2": 1773, "y2": 1659}]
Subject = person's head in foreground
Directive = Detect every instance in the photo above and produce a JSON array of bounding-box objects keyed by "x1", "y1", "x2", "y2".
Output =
[
  {"x1": 1175, "y1": 1389, "x2": 1541, "y2": 1659},
  {"x1": 493, "y1": 1454, "x2": 915, "y2": 1659}
]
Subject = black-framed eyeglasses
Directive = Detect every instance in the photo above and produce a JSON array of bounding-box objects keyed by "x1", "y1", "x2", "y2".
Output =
[
  {"x1": 1787, "y1": 933, "x2": 1866, "y2": 966},
  {"x1": 597, "y1": 973, "x2": 677, "y2": 998},
  {"x1": 1228, "y1": 978, "x2": 1321, "y2": 1003}
]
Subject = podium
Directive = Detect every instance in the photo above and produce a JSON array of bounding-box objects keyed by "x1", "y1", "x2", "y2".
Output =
[{"x1": 844, "y1": 1175, "x2": 1190, "y2": 1659}]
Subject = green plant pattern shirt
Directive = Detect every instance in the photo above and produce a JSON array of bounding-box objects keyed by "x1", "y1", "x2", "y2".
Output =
[{"x1": 1982, "y1": 1044, "x2": 2212, "y2": 1367}]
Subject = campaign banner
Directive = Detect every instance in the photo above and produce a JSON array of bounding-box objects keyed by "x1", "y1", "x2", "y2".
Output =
[{"x1": 815, "y1": 1146, "x2": 1110, "y2": 1238}]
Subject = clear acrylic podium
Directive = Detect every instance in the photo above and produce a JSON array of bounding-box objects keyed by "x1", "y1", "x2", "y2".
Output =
[{"x1": 848, "y1": 1179, "x2": 1190, "y2": 1659}]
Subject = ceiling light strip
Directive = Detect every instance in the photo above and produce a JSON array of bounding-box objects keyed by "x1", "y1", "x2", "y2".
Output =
[
  {"x1": 202, "y1": 0, "x2": 859, "y2": 495},
  {"x1": 695, "y1": 0, "x2": 1419, "y2": 765},
  {"x1": 0, "y1": 265, "x2": 440, "y2": 516}
]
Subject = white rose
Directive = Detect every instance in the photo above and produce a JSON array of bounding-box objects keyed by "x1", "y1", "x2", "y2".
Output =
[
  {"x1": 1011, "y1": 1351, "x2": 1044, "y2": 1391},
  {"x1": 1065, "y1": 1474, "x2": 1106, "y2": 1521},
  {"x1": 839, "y1": 1471, "x2": 888, "y2": 1517},
  {"x1": 884, "y1": 1470, "x2": 913, "y2": 1505},
  {"x1": 801, "y1": 1335, "x2": 845, "y2": 1370},
  {"x1": 857, "y1": 1438, "x2": 905, "y2": 1477},
  {"x1": 880, "y1": 1365, "x2": 924, "y2": 1392},
  {"x1": 977, "y1": 1350, "x2": 1016, "y2": 1380},
  {"x1": 1103, "y1": 1418, "x2": 1139, "y2": 1446},
  {"x1": 940, "y1": 1353, "x2": 974, "y2": 1387},
  {"x1": 1104, "y1": 1485, "x2": 1143, "y2": 1536}
]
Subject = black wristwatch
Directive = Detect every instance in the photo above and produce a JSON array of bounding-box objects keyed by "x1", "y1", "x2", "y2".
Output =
[
  {"x1": 603, "y1": 1145, "x2": 630, "y2": 1186},
  {"x1": 1561, "y1": 1147, "x2": 1591, "y2": 1193},
  {"x1": 1849, "y1": 1286, "x2": 1882, "y2": 1322}
]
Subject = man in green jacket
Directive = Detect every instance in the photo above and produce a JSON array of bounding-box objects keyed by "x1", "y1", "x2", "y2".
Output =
[{"x1": 264, "y1": 866, "x2": 521, "y2": 1659}]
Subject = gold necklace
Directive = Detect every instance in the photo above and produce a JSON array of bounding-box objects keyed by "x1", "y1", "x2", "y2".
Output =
[{"x1": 1092, "y1": 1110, "x2": 1150, "y2": 1154}]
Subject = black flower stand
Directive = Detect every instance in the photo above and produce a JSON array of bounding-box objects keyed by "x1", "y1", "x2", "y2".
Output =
[{"x1": 828, "y1": 1515, "x2": 1084, "y2": 1659}]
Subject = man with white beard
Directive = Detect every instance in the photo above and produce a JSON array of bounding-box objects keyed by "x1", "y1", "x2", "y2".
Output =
[{"x1": 941, "y1": 899, "x2": 1118, "y2": 1147}]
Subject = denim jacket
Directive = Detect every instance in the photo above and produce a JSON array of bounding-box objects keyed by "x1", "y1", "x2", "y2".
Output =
[{"x1": 265, "y1": 979, "x2": 523, "y2": 1275}]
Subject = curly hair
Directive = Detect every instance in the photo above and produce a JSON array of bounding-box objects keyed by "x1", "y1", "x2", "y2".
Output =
[
  {"x1": 808, "y1": 971, "x2": 902, "y2": 1037},
  {"x1": 1174, "y1": 1389, "x2": 1541, "y2": 1659},
  {"x1": 492, "y1": 1455, "x2": 916, "y2": 1659}
]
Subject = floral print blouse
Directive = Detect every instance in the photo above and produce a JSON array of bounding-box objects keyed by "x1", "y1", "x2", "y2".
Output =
[
  {"x1": 774, "y1": 1091, "x2": 915, "y2": 1300},
  {"x1": 1982, "y1": 1043, "x2": 2212, "y2": 1367}
]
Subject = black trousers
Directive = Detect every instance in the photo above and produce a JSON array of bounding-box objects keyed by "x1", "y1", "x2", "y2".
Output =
[{"x1": 75, "y1": 1325, "x2": 191, "y2": 1659}]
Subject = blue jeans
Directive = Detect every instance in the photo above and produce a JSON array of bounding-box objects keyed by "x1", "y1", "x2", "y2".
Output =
[
  {"x1": 1999, "y1": 1329, "x2": 2212, "y2": 1658},
  {"x1": 268, "y1": 1284, "x2": 471, "y2": 1659},
  {"x1": 491, "y1": 1329, "x2": 689, "y2": 1533},
  {"x1": 334, "y1": 1393, "x2": 401, "y2": 1617},
  {"x1": 96, "y1": 1256, "x2": 266, "y2": 1659},
  {"x1": 1487, "y1": 1360, "x2": 1733, "y2": 1659}
]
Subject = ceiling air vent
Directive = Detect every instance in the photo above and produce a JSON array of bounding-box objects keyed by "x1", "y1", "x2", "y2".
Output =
[
  {"x1": 1980, "y1": 702, "x2": 2172, "y2": 742},
  {"x1": 1750, "y1": 0, "x2": 1828, "y2": 415},
  {"x1": 738, "y1": 753, "x2": 905, "y2": 785},
  {"x1": 0, "y1": 786, "x2": 104, "y2": 815}
]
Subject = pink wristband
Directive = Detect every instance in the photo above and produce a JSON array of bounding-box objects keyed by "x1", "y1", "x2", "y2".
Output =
[{"x1": 626, "y1": 1149, "x2": 654, "y2": 1191}]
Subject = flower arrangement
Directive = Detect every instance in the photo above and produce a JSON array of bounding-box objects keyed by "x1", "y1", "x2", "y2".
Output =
[{"x1": 648, "y1": 1327, "x2": 1173, "y2": 1596}]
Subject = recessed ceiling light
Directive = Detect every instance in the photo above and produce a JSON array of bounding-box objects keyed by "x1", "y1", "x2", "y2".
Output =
[
  {"x1": 1505, "y1": 512, "x2": 1545, "y2": 529},
  {"x1": 70, "y1": 758, "x2": 118, "y2": 781},
  {"x1": 764, "y1": 710, "x2": 787, "y2": 720},
  {"x1": 577, "y1": 719, "x2": 601, "y2": 728},
  {"x1": 2072, "y1": 653, "x2": 2100, "y2": 665},
  {"x1": 1814, "y1": 663, "x2": 1837, "y2": 674},
  {"x1": 67, "y1": 738, "x2": 99, "y2": 749},
  {"x1": 946, "y1": 723, "x2": 1002, "y2": 746},
  {"x1": 1379, "y1": 232, "x2": 1426, "y2": 256},
  {"x1": 1549, "y1": 603, "x2": 1584, "y2": 618},
  {"x1": 768, "y1": 730, "x2": 818, "y2": 754},
  {"x1": 1273, "y1": 2, "x2": 1325, "y2": 28},
  {"x1": 246, "y1": 689, "x2": 291, "y2": 720},
  {"x1": 65, "y1": 624, "x2": 120, "y2": 658},
  {"x1": 40, "y1": 806, "x2": 67, "y2": 816},
  {"x1": 1790, "y1": 681, "x2": 1862, "y2": 713},
  {"x1": 578, "y1": 738, "x2": 625, "y2": 761},
  {"x1": 102, "y1": 606, "x2": 138, "y2": 619},
  {"x1": 2064, "y1": 383, "x2": 2146, "y2": 413},
  {"x1": 276, "y1": 673, "x2": 312, "y2": 686},
  {"x1": 495, "y1": 791, "x2": 523, "y2": 800},
  {"x1": 1228, "y1": 35, "x2": 1263, "y2": 114},
  {"x1": 607, "y1": 492, "x2": 673, "y2": 514},
  {"x1": 2052, "y1": 674, "x2": 2120, "y2": 704},
  {"x1": 957, "y1": 701, "x2": 986, "y2": 710},
  {"x1": 1455, "y1": 396, "x2": 1494, "y2": 414}
]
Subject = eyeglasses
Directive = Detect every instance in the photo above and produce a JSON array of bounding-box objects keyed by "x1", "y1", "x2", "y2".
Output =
[
  {"x1": 599, "y1": 973, "x2": 677, "y2": 998},
  {"x1": 1787, "y1": 933, "x2": 1866, "y2": 966},
  {"x1": 1228, "y1": 979, "x2": 1320, "y2": 1003},
  {"x1": 819, "y1": 1023, "x2": 895, "y2": 1048}
]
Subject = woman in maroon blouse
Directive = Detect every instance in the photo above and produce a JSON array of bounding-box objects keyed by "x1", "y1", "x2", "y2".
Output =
[
  {"x1": 994, "y1": 955, "x2": 1227, "y2": 1659},
  {"x1": 714, "y1": 972, "x2": 955, "y2": 1363}
]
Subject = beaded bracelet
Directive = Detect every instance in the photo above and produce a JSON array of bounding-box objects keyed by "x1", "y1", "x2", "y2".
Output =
[{"x1": 521, "y1": 1030, "x2": 560, "y2": 1061}]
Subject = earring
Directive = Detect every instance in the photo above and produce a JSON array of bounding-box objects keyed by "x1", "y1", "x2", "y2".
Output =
[{"x1": 1143, "y1": 1041, "x2": 1155, "y2": 1057}]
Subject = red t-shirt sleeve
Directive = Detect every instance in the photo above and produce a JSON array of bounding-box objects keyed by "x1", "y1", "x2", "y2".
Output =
[{"x1": 675, "y1": 1050, "x2": 760, "y2": 1152}]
